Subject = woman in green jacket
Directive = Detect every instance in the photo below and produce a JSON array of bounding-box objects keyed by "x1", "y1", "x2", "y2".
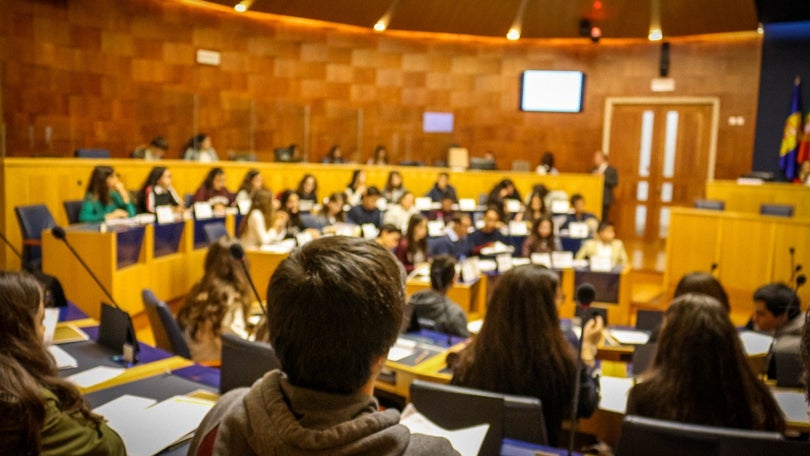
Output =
[
  {"x1": 78, "y1": 166, "x2": 137, "y2": 223},
  {"x1": 0, "y1": 271, "x2": 125, "y2": 455}
]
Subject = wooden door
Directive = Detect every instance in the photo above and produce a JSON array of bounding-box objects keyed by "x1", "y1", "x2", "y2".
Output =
[{"x1": 605, "y1": 101, "x2": 716, "y2": 242}]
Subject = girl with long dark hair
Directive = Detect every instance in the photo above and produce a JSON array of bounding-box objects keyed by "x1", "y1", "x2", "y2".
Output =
[{"x1": 79, "y1": 166, "x2": 136, "y2": 223}]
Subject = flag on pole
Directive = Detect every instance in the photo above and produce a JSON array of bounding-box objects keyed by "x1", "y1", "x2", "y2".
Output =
[
  {"x1": 779, "y1": 76, "x2": 801, "y2": 180},
  {"x1": 797, "y1": 107, "x2": 810, "y2": 166}
]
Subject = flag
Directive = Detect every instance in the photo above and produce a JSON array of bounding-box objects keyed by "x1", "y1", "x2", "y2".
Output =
[
  {"x1": 779, "y1": 77, "x2": 801, "y2": 180},
  {"x1": 797, "y1": 108, "x2": 810, "y2": 165}
]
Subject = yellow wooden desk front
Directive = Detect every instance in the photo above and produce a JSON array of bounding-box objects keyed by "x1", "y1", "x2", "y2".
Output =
[
  {"x1": 665, "y1": 207, "x2": 810, "y2": 322},
  {"x1": 706, "y1": 180, "x2": 810, "y2": 218}
]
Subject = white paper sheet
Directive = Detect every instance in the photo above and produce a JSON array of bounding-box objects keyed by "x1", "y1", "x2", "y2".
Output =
[
  {"x1": 47, "y1": 345, "x2": 78, "y2": 369},
  {"x1": 598, "y1": 376, "x2": 634, "y2": 414},
  {"x1": 773, "y1": 391, "x2": 810, "y2": 425},
  {"x1": 400, "y1": 404, "x2": 489, "y2": 456},
  {"x1": 607, "y1": 329, "x2": 650, "y2": 345},
  {"x1": 738, "y1": 331, "x2": 773, "y2": 356},
  {"x1": 43, "y1": 308, "x2": 60, "y2": 346},
  {"x1": 95, "y1": 395, "x2": 214, "y2": 456},
  {"x1": 67, "y1": 366, "x2": 125, "y2": 388},
  {"x1": 93, "y1": 395, "x2": 157, "y2": 424},
  {"x1": 467, "y1": 319, "x2": 483, "y2": 334}
]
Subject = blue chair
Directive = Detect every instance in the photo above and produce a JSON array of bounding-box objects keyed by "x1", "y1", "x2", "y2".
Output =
[
  {"x1": 220, "y1": 333, "x2": 281, "y2": 394},
  {"x1": 203, "y1": 222, "x2": 229, "y2": 244},
  {"x1": 63, "y1": 200, "x2": 84, "y2": 224},
  {"x1": 14, "y1": 204, "x2": 57, "y2": 270},
  {"x1": 616, "y1": 415, "x2": 789, "y2": 456},
  {"x1": 760, "y1": 204, "x2": 794, "y2": 218},
  {"x1": 74, "y1": 148, "x2": 111, "y2": 158},
  {"x1": 141, "y1": 289, "x2": 191, "y2": 359}
]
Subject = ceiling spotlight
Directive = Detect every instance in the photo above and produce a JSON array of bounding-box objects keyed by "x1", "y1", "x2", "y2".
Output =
[
  {"x1": 506, "y1": 0, "x2": 529, "y2": 41},
  {"x1": 648, "y1": 0, "x2": 662, "y2": 41},
  {"x1": 234, "y1": 0, "x2": 253, "y2": 13},
  {"x1": 590, "y1": 26, "x2": 602, "y2": 43},
  {"x1": 507, "y1": 28, "x2": 521, "y2": 40},
  {"x1": 757, "y1": 23, "x2": 764, "y2": 35},
  {"x1": 648, "y1": 28, "x2": 663, "y2": 41},
  {"x1": 373, "y1": 0, "x2": 402, "y2": 33},
  {"x1": 374, "y1": 20, "x2": 387, "y2": 32}
]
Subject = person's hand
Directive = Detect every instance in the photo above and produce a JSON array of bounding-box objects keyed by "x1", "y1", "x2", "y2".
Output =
[
  {"x1": 581, "y1": 315, "x2": 605, "y2": 367},
  {"x1": 105, "y1": 209, "x2": 129, "y2": 220},
  {"x1": 114, "y1": 180, "x2": 131, "y2": 202},
  {"x1": 273, "y1": 212, "x2": 289, "y2": 231}
]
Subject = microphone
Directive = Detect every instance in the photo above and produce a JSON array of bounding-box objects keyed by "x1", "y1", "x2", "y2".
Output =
[
  {"x1": 51, "y1": 226, "x2": 119, "y2": 309},
  {"x1": 710, "y1": 262, "x2": 718, "y2": 274},
  {"x1": 0, "y1": 230, "x2": 25, "y2": 262},
  {"x1": 789, "y1": 247, "x2": 796, "y2": 283},
  {"x1": 797, "y1": 274, "x2": 807, "y2": 293},
  {"x1": 229, "y1": 243, "x2": 267, "y2": 316},
  {"x1": 568, "y1": 282, "x2": 599, "y2": 456}
]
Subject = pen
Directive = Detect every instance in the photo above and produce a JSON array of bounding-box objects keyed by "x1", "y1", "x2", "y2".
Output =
[{"x1": 413, "y1": 350, "x2": 430, "y2": 364}]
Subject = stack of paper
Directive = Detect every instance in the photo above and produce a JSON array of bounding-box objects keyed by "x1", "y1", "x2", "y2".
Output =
[
  {"x1": 93, "y1": 394, "x2": 215, "y2": 456},
  {"x1": 738, "y1": 331, "x2": 773, "y2": 356},
  {"x1": 67, "y1": 366, "x2": 125, "y2": 388},
  {"x1": 47, "y1": 345, "x2": 78, "y2": 369},
  {"x1": 400, "y1": 404, "x2": 489, "y2": 456},
  {"x1": 607, "y1": 329, "x2": 650, "y2": 345},
  {"x1": 388, "y1": 338, "x2": 418, "y2": 362}
]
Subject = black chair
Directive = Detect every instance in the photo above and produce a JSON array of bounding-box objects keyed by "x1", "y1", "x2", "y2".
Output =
[
  {"x1": 141, "y1": 289, "x2": 191, "y2": 359},
  {"x1": 409, "y1": 379, "x2": 549, "y2": 455},
  {"x1": 203, "y1": 222, "x2": 229, "y2": 244},
  {"x1": 74, "y1": 148, "x2": 111, "y2": 158},
  {"x1": 220, "y1": 333, "x2": 281, "y2": 394},
  {"x1": 14, "y1": 204, "x2": 57, "y2": 270},
  {"x1": 631, "y1": 343, "x2": 657, "y2": 376},
  {"x1": 616, "y1": 415, "x2": 787, "y2": 456},
  {"x1": 63, "y1": 200, "x2": 84, "y2": 224},
  {"x1": 694, "y1": 199, "x2": 725, "y2": 211},
  {"x1": 760, "y1": 204, "x2": 794, "y2": 217},
  {"x1": 635, "y1": 310, "x2": 664, "y2": 332}
]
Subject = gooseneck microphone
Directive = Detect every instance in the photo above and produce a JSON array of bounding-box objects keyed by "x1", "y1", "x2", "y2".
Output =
[
  {"x1": 789, "y1": 247, "x2": 796, "y2": 283},
  {"x1": 568, "y1": 282, "x2": 598, "y2": 456},
  {"x1": 51, "y1": 226, "x2": 120, "y2": 309},
  {"x1": 0, "y1": 230, "x2": 25, "y2": 262},
  {"x1": 229, "y1": 243, "x2": 267, "y2": 315}
]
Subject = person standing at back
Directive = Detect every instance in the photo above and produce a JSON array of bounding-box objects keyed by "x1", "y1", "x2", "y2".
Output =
[
  {"x1": 189, "y1": 237, "x2": 459, "y2": 455},
  {"x1": 591, "y1": 151, "x2": 618, "y2": 221}
]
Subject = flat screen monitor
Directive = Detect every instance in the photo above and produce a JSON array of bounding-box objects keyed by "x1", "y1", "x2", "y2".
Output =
[
  {"x1": 520, "y1": 70, "x2": 585, "y2": 113},
  {"x1": 423, "y1": 112, "x2": 454, "y2": 133}
]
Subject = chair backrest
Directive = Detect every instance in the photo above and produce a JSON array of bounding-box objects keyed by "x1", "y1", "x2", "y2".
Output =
[
  {"x1": 616, "y1": 415, "x2": 784, "y2": 456},
  {"x1": 140, "y1": 289, "x2": 191, "y2": 359},
  {"x1": 694, "y1": 199, "x2": 725, "y2": 211},
  {"x1": 409, "y1": 379, "x2": 549, "y2": 453},
  {"x1": 14, "y1": 205, "x2": 57, "y2": 269},
  {"x1": 635, "y1": 309, "x2": 664, "y2": 331},
  {"x1": 203, "y1": 222, "x2": 229, "y2": 244},
  {"x1": 774, "y1": 351, "x2": 803, "y2": 387},
  {"x1": 220, "y1": 333, "x2": 281, "y2": 394},
  {"x1": 631, "y1": 343, "x2": 658, "y2": 376},
  {"x1": 63, "y1": 200, "x2": 84, "y2": 224},
  {"x1": 74, "y1": 148, "x2": 111, "y2": 158},
  {"x1": 760, "y1": 204, "x2": 794, "y2": 217}
]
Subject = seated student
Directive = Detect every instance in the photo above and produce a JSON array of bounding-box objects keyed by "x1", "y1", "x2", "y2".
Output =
[
  {"x1": 648, "y1": 271, "x2": 730, "y2": 343},
  {"x1": 575, "y1": 221, "x2": 629, "y2": 268},
  {"x1": 322, "y1": 144, "x2": 346, "y2": 164},
  {"x1": 426, "y1": 172, "x2": 458, "y2": 203},
  {"x1": 522, "y1": 217, "x2": 561, "y2": 257},
  {"x1": 192, "y1": 168, "x2": 235, "y2": 210},
  {"x1": 313, "y1": 192, "x2": 347, "y2": 232},
  {"x1": 394, "y1": 213, "x2": 429, "y2": 273},
  {"x1": 344, "y1": 169, "x2": 368, "y2": 206},
  {"x1": 189, "y1": 237, "x2": 458, "y2": 456},
  {"x1": 368, "y1": 144, "x2": 389, "y2": 165},
  {"x1": 560, "y1": 193, "x2": 599, "y2": 233},
  {"x1": 278, "y1": 190, "x2": 306, "y2": 237},
  {"x1": 407, "y1": 255, "x2": 469, "y2": 337},
  {"x1": 237, "y1": 189, "x2": 287, "y2": 248},
  {"x1": 382, "y1": 170, "x2": 407, "y2": 204},
  {"x1": 751, "y1": 283, "x2": 803, "y2": 379},
  {"x1": 234, "y1": 169, "x2": 266, "y2": 207},
  {"x1": 467, "y1": 208, "x2": 508, "y2": 255},
  {"x1": 486, "y1": 178, "x2": 522, "y2": 207},
  {"x1": 79, "y1": 166, "x2": 137, "y2": 223},
  {"x1": 295, "y1": 174, "x2": 319, "y2": 207},
  {"x1": 376, "y1": 224, "x2": 402, "y2": 251},
  {"x1": 627, "y1": 294, "x2": 784, "y2": 432},
  {"x1": 0, "y1": 271, "x2": 125, "y2": 454},
  {"x1": 535, "y1": 151, "x2": 559, "y2": 175},
  {"x1": 519, "y1": 189, "x2": 549, "y2": 224},
  {"x1": 451, "y1": 265, "x2": 603, "y2": 446},
  {"x1": 428, "y1": 212, "x2": 472, "y2": 259},
  {"x1": 383, "y1": 191, "x2": 420, "y2": 233},
  {"x1": 428, "y1": 195, "x2": 457, "y2": 225},
  {"x1": 177, "y1": 238, "x2": 252, "y2": 363},
  {"x1": 347, "y1": 186, "x2": 383, "y2": 231},
  {"x1": 183, "y1": 133, "x2": 218, "y2": 162},
  {"x1": 136, "y1": 166, "x2": 184, "y2": 214},
  {"x1": 132, "y1": 135, "x2": 168, "y2": 160}
]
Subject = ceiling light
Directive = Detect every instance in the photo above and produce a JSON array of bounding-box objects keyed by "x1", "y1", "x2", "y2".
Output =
[
  {"x1": 648, "y1": 0, "x2": 662, "y2": 41},
  {"x1": 234, "y1": 0, "x2": 253, "y2": 13},
  {"x1": 374, "y1": 20, "x2": 387, "y2": 32},
  {"x1": 648, "y1": 28, "x2": 663, "y2": 41},
  {"x1": 507, "y1": 28, "x2": 521, "y2": 40},
  {"x1": 506, "y1": 0, "x2": 530, "y2": 41},
  {"x1": 373, "y1": 0, "x2": 401, "y2": 33},
  {"x1": 757, "y1": 23, "x2": 764, "y2": 35}
]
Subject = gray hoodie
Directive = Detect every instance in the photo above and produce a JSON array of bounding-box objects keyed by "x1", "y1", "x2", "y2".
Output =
[
  {"x1": 407, "y1": 290, "x2": 469, "y2": 338},
  {"x1": 189, "y1": 370, "x2": 459, "y2": 455}
]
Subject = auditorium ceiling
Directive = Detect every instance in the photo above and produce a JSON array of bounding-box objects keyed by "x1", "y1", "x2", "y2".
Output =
[{"x1": 199, "y1": 0, "x2": 760, "y2": 39}]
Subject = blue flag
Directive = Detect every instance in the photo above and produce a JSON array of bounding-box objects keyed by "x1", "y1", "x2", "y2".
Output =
[{"x1": 779, "y1": 77, "x2": 801, "y2": 180}]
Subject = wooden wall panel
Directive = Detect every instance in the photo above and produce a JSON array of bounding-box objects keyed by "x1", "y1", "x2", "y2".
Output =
[{"x1": 1, "y1": 0, "x2": 760, "y2": 180}]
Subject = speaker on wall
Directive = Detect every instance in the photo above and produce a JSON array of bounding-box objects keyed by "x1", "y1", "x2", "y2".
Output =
[{"x1": 659, "y1": 42, "x2": 670, "y2": 77}]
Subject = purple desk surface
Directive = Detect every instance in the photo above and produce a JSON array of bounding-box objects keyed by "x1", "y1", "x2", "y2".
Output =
[
  {"x1": 59, "y1": 301, "x2": 89, "y2": 322},
  {"x1": 172, "y1": 364, "x2": 221, "y2": 390}
]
